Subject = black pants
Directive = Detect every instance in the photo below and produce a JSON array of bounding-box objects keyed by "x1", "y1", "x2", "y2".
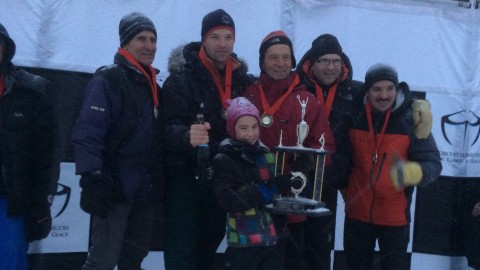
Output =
[
  {"x1": 304, "y1": 215, "x2": 335, "y2": 270},
  {"x1": 344, "y1": 217, "x2": 410, "y2": 270},
  {"x1": 223, "y1": 242, "x2": 285, "y2": 270},
  {"x1": 163, "y1": 173, "x2": 226, "y2": 270},
  {"x1": 304, "y1": 186, "x2": 337, "y2": 270},
  {"x1": 82, "y1": 201, "x2": 157, "y2": 270},
  {"x1": 285, "y1": 222, "x2": 306, "y2": 270}
]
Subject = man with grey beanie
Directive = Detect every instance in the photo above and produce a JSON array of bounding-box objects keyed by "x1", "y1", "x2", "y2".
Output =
[{"x1": 72, "y1": 11, "x2": 164, "y2": 270}]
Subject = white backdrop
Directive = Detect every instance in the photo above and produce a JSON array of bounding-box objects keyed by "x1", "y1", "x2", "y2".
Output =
[{"x1": 2, "y1": 0, "x2": 479, "y2": 269}]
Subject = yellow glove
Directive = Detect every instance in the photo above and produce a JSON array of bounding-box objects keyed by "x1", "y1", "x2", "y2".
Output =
[
  {"x1": 390, "y1": 160, "x2": 423, "y2": 189},
  {"x1": 412, "y1": 99, "x2": 432, "y2": 139}
]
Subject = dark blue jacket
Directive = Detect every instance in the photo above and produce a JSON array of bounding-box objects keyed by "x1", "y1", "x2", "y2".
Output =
[{"x1": 72, "y1": 52, "x2": 163, "y2": 202}]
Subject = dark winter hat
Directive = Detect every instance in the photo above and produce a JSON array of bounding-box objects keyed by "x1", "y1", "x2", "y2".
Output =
[
  {"x1": 259, "y1": 30, "x2": 296, "y2": 71},
  {"x1": 0, "y1": 23, "x2": 16, "y2": 64},
  {"x1": 364, "y1": 63, "x2": 398, "y2": 91},
  {"x1": 309, "y1": 34, "x2": 342, "y2": 63},
  {"x1": 201, "y1": 9, "x2": 235, "y2": 42},
  {"x1": 119, "y1": 12, "x2": 157, "y2": 47},
  {"x1": 224, "y1": 97, "x2": 260, "y2": 139}
]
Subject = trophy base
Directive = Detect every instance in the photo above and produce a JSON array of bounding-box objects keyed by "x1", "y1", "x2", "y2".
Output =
[{"x1": 263, "y1": 197, "x2": 331, "y2": 217}]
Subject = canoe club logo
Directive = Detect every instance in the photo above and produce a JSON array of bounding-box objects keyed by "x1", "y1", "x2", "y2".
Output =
[
  {"x1": 52, "y1": 183, "x2": 71, "y2": 218},
  {"x1": 441, "y1": 110, "x2": 480, "y2": 147}
]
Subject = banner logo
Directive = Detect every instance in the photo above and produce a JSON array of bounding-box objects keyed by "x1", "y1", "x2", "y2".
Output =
[
  {"x1": 53, "y1": 183, "x2": 71, "y2": 218},
  {"x1": 441, "y1": 110, "x2": 480, "y2": 147}
]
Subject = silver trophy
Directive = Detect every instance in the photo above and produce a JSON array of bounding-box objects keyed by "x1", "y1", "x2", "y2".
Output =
[
  {"x1": 263, "y1": 96, "x2": 331, "y2": 217},
  {"x1": 296, "y1": 95, "x2": 309, "y2": 147}
]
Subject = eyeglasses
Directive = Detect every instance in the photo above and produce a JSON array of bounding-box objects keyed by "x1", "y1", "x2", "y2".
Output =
[{"x1": 316, "y1": 58, "x2": 343, "y2": 66}]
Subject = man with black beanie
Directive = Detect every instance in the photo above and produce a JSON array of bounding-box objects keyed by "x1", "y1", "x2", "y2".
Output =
[
  {"x1": 297, "y1": 34, "x2": 364, "y2": 270},
  {"x1": 0, "y1": 22, "x2": 58, "y2": 270},
  {"x1": 161, "y1": 8, "x2": 252, "y2": 270},
  {"x1": 72, "y1": 12, "x2": 164, "y2": 270}
]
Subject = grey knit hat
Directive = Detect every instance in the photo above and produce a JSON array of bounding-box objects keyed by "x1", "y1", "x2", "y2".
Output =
[
  {"x1": 364, "y1": 63, "x2": 398, "y2": 91},
  {"x1": 119, "y1": 12, "x2": 157, "y2": 47}
]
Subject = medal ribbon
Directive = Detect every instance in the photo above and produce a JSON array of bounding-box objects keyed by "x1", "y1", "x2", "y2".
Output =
[
  {"x1": 366, "y1": 102, "x2": 391, "y2": 164},
  {"x1": 199, "y1": 47, "x2": 232, "y2": 108},
  {"x1": 118, "y1": 48, "x2": 158, "y2": 108},
  {"x1": 258, "y1": 74, "x2": 300, "y2": 116},
  {"x1": 314, "y1": 82, "x2": 337, "y2": 119}
]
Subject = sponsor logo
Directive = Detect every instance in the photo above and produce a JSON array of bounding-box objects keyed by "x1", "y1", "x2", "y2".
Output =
[
  {"x1": 441, "y1": 110, "x2": 480, "y2": 147},
  {"x1": 52, "y1": 183, "x2": 71, "y2": 218}
]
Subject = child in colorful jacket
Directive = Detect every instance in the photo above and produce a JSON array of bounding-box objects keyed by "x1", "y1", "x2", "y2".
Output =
[{"x1": 213, "y1": 97, "x2": 305, "y2": 270}]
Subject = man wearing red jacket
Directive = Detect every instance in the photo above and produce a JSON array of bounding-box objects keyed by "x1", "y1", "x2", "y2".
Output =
[{"x1": 243, "y1": 30, "x2": 335, "y2": 270}]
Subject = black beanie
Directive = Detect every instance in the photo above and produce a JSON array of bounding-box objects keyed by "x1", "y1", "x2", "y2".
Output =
[
  {"x1": 201, "y1": 9, "x2": 235, "y2": 41},
  {"x1": 259, "y1": 30, "x2": 296, "y2": 71},
  {"x1": 309, "y1": 34, "x2": 342, "y2": 64},
  {"x1": 119, "y1": 12, "x2": 157, "y2": 47},
  {"x1": 0, "y1": 23, "x2": 15, "y2": 74},
  {"x1": 364, "y1": 63, "x2": 398, "y2": 91}
]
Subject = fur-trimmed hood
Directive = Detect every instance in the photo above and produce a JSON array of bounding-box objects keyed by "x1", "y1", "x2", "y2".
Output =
[{"x1": 167, "y1": 41, "x2": 249, "y2": 75}]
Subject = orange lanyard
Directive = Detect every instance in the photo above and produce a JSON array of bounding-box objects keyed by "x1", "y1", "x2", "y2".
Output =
[
  {"x1": 199, "y1": 47, "x2": 232, "y2": 108},
  {"x1": 366, "y1": 102, "x2": 391, "y2": 164},
  {"x1": 118, "y1": 48, "x2": 158, "y2": 108},
  {"x1": 258, "y1": 74, "x2": 300, "y2": 116},
  {"x1": 314, "y1": 82, "x2": 337, "y2": 119}
]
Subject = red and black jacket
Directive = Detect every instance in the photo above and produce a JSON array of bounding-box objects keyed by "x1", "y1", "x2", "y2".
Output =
[{"x1": 341, "y1": 83, "x2": 442, "y2": 226}]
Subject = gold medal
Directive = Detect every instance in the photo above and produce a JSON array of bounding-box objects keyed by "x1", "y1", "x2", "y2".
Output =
[{"x1": 260, "y1": 114, "x2": 273, "y2": 127}]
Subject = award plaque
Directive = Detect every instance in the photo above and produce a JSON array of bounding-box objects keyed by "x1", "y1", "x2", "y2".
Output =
[{"x1": 263, "y1": 96, "x2": 331, "y2": 217}]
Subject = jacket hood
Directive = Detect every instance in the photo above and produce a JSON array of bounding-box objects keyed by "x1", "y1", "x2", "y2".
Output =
[
  {"x1": 167, "y1": 42, "x2": 249, "y2": 75},
  {"x1": 392, "y1": 81, "x2": 413, "y2": 113}
]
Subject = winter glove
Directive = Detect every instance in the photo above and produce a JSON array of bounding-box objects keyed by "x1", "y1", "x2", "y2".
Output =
[
  {"x1": 412, "y1": 99, "x2": 432, "y2": 139},
  {"x1": 25, "y1": 213, "x2": 52, "y2": 242},
  {"x1": 257, "y1": 175, "x2": 291, "y2": 203},
  {"x1": 389, "y1": 159, "x2": 423, "y2": 189},
  {"x1": 24, "y1": 198, "x2": 53, "y2": 242},
  {"x1": 79, "y1": 170, "x2": 116, "y2": 218}
]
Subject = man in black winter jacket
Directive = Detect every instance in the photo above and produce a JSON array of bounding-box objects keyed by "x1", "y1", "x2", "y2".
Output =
[
  {"x1": 0, "y1": 22, "x2": 58, "y2": 270},
  {"x1": 161, "y1": 9, "x2": 252, "y2": 270},
  {"x1": 297, "y1": 34, "x2": 364, "y2": 270}
]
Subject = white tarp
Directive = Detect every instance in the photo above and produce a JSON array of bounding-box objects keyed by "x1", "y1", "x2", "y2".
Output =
[{"x1": 2, "y1": 0, "x2": 479, "y2": 269}]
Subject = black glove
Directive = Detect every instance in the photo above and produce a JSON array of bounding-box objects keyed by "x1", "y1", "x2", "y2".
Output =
[
  {"x1": 25, "y1": 200, "x2": 52, "y2": 242},
  {"x1": 290, "y1": 153, "x2": 315, "y2": 176},
  {"x1": 79, "y1": 171, "x2": 116, "y2": 218}
]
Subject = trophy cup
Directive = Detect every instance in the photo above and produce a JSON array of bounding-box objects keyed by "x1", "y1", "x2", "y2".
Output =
[{"x1": 263, "y1": 95, "x2": 331, "y2": 217}]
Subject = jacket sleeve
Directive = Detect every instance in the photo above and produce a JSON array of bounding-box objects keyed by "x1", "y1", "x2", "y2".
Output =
[
  {"x1": 409, "y1": 133, "x2": 442, "y2": 187},
  {"x1": 30, "y1": 83, "x2": 59, "y2": 216},
  {"x1": 161, "y1": 73, "x2": 196, "y2": 153},
  {"x1": 213, "y1": 154, "x2": 264, "y2": 213},
  {"x1": 71, "y1": 76, "x2": 117, "y2": 174}
]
